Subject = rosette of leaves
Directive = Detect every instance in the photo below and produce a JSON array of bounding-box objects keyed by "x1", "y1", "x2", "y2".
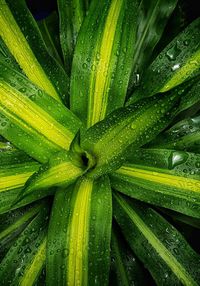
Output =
[{"x1": 0, "y1": 0, "x2": 200, "y2": 285}]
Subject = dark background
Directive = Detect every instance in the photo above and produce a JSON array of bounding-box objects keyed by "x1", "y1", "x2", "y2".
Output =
[
  {"x1": 26, "y1": 0, "x2": 57, "y2": 19},
  {"x1": 26, "y1": 0, "x2": 200, "y2": 21}
]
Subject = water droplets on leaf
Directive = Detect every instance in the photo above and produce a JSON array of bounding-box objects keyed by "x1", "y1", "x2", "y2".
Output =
[
  {"x1": 166, "y1": 42, "x2": 181, "y2": 61},
  {"x1": 171, "y1": 63, "x2": 180, "y2": 72},
  {"x1": 168, "y1": 151, "x2": 188, "y2": 170},
  {"x1": 82, "y1": 63, "x2": 87, "y2": 69}
]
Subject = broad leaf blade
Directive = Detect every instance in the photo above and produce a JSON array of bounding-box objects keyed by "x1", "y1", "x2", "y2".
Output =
[
  {"x1": 0, "y1": 0, "x2": 68, "y2": 102},
  {"x1": 0, "y1": 148, "x2": 40, "y2": 213},
  {"x1": 0, "y1": 201, "x2": 49, "y2": 286},
  {"x1": 70, "y1": 0, "x2": 138, "y2": 127},
  {"x1": 81, "y1": 88, "x2": 183, "y2": 177},
  {"x1": 128, "y1": 17, "x2": 200, "y2": 104},
  {"x1": 113, "y1": 193, "x2": 200, "y2": 285},
  {"x1": 47, "y1": 176, "x2": 112, "y2": 286},
  {"x1": 15, "y1": 150, "x2": 87, "y2": 205},
  {"x1": 111, "y1": 148, "x2": 200, "y2": 218},
  {"x1": 0, "y1": 63, "x2": 81, "y2": 163},
  {"x1": 128, "y1": 0, "x2": 178, "y2": 91}
]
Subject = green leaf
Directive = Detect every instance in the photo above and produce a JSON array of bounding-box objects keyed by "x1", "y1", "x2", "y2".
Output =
[
  {"x1": 0, "y1": 0, "x2": 68, "y2": 102},
  {"x1": 70, "y1": 0, "x2": 139, "y2": 127},
  {"x1": 128, "y1": 17, "x2": 200, "y2": 104},
  {"x1": 0, "y1": 148, "x2": 40, "y2": 214},
  {"x1": 16, "y1": 150, "x2": 88, "y2": 205},
  {"x1": 47, "y1": 176, "x2": 112, "y2": 286},
  {"x1": 81, "y1": 88, "x2": 183, "y2": 177},
  {"x1": 0, "y1": 201, "x2": 46, "y2": 259},
  {"x1": 149, "y1": 113, "x2": 200, "y2": 152},
  {"x1": 0, "y1": 63, "x2": 81, "y2": 163},
  {"x1": 113, "y1": 193, "x2": 200, "y2": 285},
  {"x1": 110, "y1": 223, "x2": 146, "y2": 286},
  {"x1": 128, "y1": 0, "x2": 178, "y2": 91},
  {"x1": 58, "y1": 0, "x2": 88, "y2": 72},
  {"x1": 38, "y1": 11, "x2": 63, "y2": 67},
  {"x1": 0, "y1": 36, "x2": 20, "y2": 71},
  {"x1": 111, "y1": 148, "x2": 200, "y2": 218},
  {"x1": 0, "y1": 201, "x2": 49, "y2": 286}
]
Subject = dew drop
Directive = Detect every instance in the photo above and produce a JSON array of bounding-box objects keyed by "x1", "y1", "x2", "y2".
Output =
[
  {"x1": 82, "y1": 63, "x2": 87, "y2": 69},
  {"x1": 168, "y1": 151, "x2": 188, "y2": 170},
  {"x1": 166, "y1": 43, "x2": 181, "y2": 61},
  {"x1": 171, "y1": 63, "x2": 180, "y2": 71}
]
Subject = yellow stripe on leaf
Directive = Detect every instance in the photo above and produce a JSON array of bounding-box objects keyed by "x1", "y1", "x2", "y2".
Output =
[
  {"x1": 0, "y1": 1, "x2": 60, "y2": 101},
  {"x1": 116, "y1": 195, "x2": 198, "y2": 286},
  {"x1": 0, "y1": 204, "x2": 41, "y2": 240},
  {"x1": 19, "y1": 237, "x2": 46, "y2": 286},
  {"x1": 67, "y1": 178, "x2": 93, "y2": 286},
  {"x1": 0, "y1": 82, "x2": 73, "y2": 150},
  {"x1": 88, "y1": 0, "x2": 123, "y2": 127},
  {"x1": 0, "y1": 171, "x2": 35, "y2": 192},
  {"x1": 160, "y1": 49, "x2": 200, "y2": 92},
  {"x1": 117, "y1": 165, "x2": 200, "y2": 193},
  {"x1": 31, "y1": 162, "x2": 83, "y2": 190}
]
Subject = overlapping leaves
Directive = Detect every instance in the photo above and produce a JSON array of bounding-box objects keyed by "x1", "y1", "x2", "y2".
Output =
[{"x1": 0, "y1": 0, "x2": 200, "y2": 285}]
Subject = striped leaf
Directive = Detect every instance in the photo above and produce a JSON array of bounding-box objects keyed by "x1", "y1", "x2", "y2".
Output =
[
  {"x1": 15, "y1": 150, "x2": 88, "y2": 205},
  {"x1": 47, "y1": 176, "x2": 112, "y2": 286},
  {"x1": 113, "y1": 193, "x2": 200, "y2": 285},
  {"x1": 70, "y1": 0, "x2": 139, "y2": 127},
  {"x1": 0, "y1": 63, "x2": 81, "y2": 163},
  {"x1": 149, "y1": 113, "x2": 200, "y2": 152},
  {"x1": 0, "y1": 147, "x2": 36, "y2": 166},
  {"x1": 128, "y1": 0, "x2": 178, "y2": 91},
  {"x1": 0, "y1": 201, "x2": 49, "y2": 286},
  {"x1": 81, "y1": 88, "x2": 184, "y2": 177},
  {"x1": 110, "y1": 223, "x2": 146, "y2": 286},
  {"x1": 38, "y1": 11, "x2": 63, "y2": 66},
  {"x1": 111, "y1": 148, "x2": 200, "y2": 218},
  {"x1": 0, "y1": 148, "x2": 40, "y2": 214},
  {"x1": 58, "y1": 0, "x2": 88, "y2": 72},
  {"x1": 128, "y1": 17, "x2": 200, "y2": 104},
  {"x1": 0, "y1": 0, "x2": 68, "y2": 102},
  {"x1": 0, "y1": 201, "x2": 46, "y2": 259},
  {"x1": 0, "y1": 36, "x2": 20, "y2": 71}
]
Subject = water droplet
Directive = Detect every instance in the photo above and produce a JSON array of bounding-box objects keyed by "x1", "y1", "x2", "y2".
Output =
[
  {"x1": 171, "y1": 63, "x2": 180, "y2": 71},
  {"x1": 91, "y1": 64, "x2": 96, "y2": 71},
  {"x1": 135, "y1": 73, "x2": 140, "y2": 86},
  {"x1": 38, "y1": 90, "x2": 43, "y2": 97},
  {"x1": 19, "y1": 87, "x2": 26, "y2": 93},
  {"x1": 168, "y1": 151, "x2": 188, "y2": 170},
  {"x1": 195, "y1": 161, "x2": 200, "y2": 168},
  {"x1": 166, "y1": 43, "x2": 181, "y2": 61},
  {"x1": 183, "y1": 40, "x2": 190, "y2": 46},
  {"x1": 130, "y1": 123, "x2": 136, "y2": 130}
]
